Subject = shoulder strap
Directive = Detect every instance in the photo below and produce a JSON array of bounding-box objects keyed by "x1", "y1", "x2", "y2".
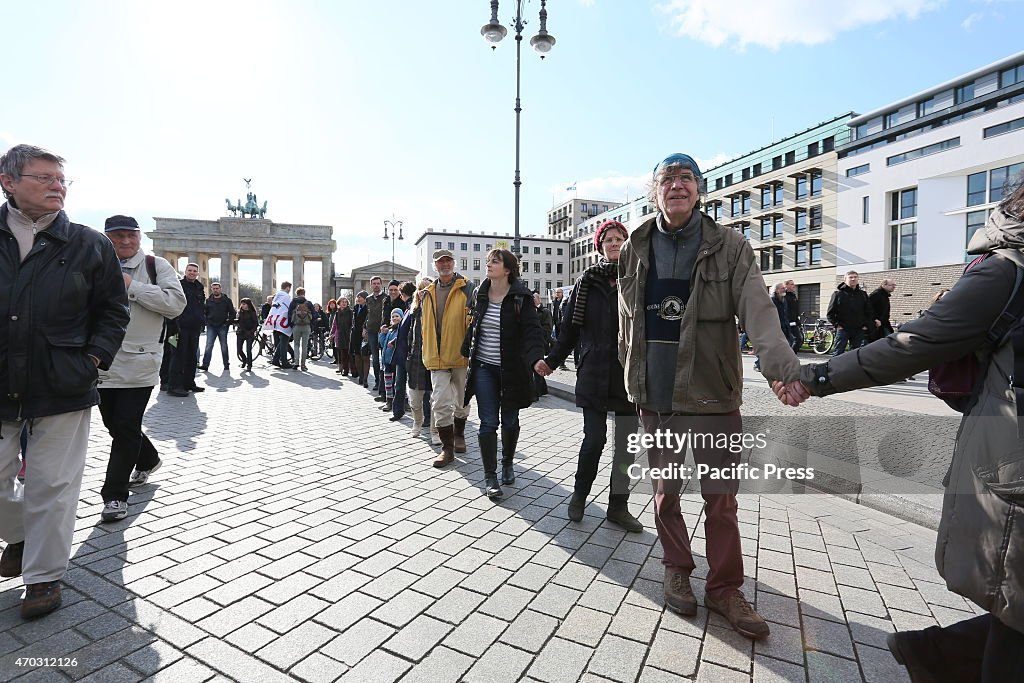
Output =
[{"x1": 146, "y1": 254, "x2": 157, "y2": 284}]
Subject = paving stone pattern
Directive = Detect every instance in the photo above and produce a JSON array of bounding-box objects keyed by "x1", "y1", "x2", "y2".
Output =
[{"x1": 0, "y1": 357, "x2": 983, "y2": 681}]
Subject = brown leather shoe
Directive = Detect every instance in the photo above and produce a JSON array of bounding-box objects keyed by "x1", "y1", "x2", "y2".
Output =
[
  {"x1": 433, "y1": 425, "x2": 456, "y2": 468},
  {"x1": 21, "y1": 581, "x2": 62, "y2": 619},
  {"x1": 0, "y1": 541, "x2": 24, "y2": 578},
  {"x1": 663, "y1": 567, "x2": 697, "y2": 616},
  {"x1": 705, "y1": 590, "x2": 770, "y2": 639},
  {"x1": 453, "y1": 417, "x2": 467, "y2": 453}
]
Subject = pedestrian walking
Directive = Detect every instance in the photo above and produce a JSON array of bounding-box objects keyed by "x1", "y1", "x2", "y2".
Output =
[
  {"x1": 96, "y1": 215, "x2": 185, "y2": 524},
  {"x1": 826, "y1": 271, "x2": 874, "y2": 355},
  {"x1": 200, "y1": 282, "x2": 235, "y2": 372},
  {"x1": 236, "y1": 298, "x2": 259, "y2": 372},
  {"x1": 265, "y1": 281, "x2": 293, "y2": 369},
  {"x1": 535, "y1": 219, "x2": 642, "y2": 532},
  {"x1": 0, "y1": 144, "x2": 129, "y2": 619},
  {"x1": 420, "y1": 250, "x2": 475, "y2": 467},
  {"x1": 463, "y1": 249, "x2": 546, "y2": 498}
]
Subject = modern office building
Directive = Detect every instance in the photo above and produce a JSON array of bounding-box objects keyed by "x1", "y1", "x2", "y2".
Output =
[
  {"x1": 568, "y1": 196, "x2": 656, "y2": 281},
  {"x1": 701, "y1": 114, "x2": 856, "y2": 319},
  {"x1": 413, "y1": 229, "x2": 570, "y2": 295},
  {"x1": 836, "y1": 50, "x2": 1024, "y2": 323},
  {"x1": 547, "y1": 197, "x2": 622, "y2": 241}
]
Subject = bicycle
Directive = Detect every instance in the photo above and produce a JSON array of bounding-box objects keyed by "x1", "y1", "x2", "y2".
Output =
[
  {"x1": 258, "y1": 331, "x2": 295, "y2": 364},
  {"x1": 801, "y1": 317, "x2": 837, "y2": 355}
]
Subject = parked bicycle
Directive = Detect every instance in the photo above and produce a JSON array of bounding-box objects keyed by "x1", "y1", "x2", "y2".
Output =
[{"x1": 800, "y1": 316, "x2": 837, "y2": 355}]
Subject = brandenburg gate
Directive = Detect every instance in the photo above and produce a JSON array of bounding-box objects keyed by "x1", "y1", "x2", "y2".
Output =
[{"x1": 147, "y1": 188, "x2": 336, "y2": 304}]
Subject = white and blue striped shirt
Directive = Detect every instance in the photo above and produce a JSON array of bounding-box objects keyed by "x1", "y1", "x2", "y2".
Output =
[{"x1": 477, "y1": 303, "x2": 502, "y2": 365}]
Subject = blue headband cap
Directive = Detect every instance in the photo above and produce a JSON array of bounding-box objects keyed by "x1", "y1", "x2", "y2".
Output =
[{"x1": 653, "y1": 153, "x2": 702, "y2": 180}]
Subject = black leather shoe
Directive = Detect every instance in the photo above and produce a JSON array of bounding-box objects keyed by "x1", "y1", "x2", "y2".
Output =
[
  {"x1": 168, "y1": 389, "x2": 190, "y2": 397},
  {"x1": 188, "y1": 386, "x2": 205, "y2": 393},
  {"x1": 500, "y1": 463, "x2": 515, "y2": 486}
]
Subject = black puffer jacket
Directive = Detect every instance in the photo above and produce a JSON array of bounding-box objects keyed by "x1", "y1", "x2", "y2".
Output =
[
  {"x1": 0, "y1": 204, "x2": 129, "y2": 419},
  {"x1": 545, "y1": 272, "x2": 631, "y2": 413},
  {"x1": 463, "y1": 279, "x2": 546, "y2": 410}
]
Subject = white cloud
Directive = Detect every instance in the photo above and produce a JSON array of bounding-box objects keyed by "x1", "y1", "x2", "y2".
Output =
[
  {"x1": 656, "y1": 0, "x2": 942, "y2": 50},
  {"x1": 961, "y1": 11, "x2": 985, "y2": 29},
  {"x1": 549, "y1": 152, "x2": 735, "y2": 204}
]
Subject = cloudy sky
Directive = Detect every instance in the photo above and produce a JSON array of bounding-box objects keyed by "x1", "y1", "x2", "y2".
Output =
[{"x1": 3, "y1": 0, "x2": 1022, "y2": 289}]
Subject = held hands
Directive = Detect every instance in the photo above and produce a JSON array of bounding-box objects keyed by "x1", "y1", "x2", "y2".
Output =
[
  {"x1": 771, "y1": 380, "x2": 811, "y2": 407},
  {"x1": 533, "y1": 360, "x2": 553, "y2": 377}
]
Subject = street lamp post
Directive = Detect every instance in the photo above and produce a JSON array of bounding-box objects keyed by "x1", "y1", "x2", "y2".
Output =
[
  {"x1": 383, "y1": 218, "x2": 404, "y2": 281},
  {"x1": 481, "y1": 0, "x2": 555, "y2": 257}
]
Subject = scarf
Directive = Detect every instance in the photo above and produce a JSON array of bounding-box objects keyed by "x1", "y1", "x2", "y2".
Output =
[{"x1": 571, "y1": 258, "x2": 618, "y2": 327}]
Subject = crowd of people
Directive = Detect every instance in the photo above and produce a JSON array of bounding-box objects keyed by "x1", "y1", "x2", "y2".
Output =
[{"x1": 1, "y1": 141, "x2": 1022, "y2": 681}]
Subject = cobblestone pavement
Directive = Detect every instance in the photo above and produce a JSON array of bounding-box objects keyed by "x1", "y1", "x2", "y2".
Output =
[{"x1": 0, "y1": 354, "x2": 981, "y2": 682}]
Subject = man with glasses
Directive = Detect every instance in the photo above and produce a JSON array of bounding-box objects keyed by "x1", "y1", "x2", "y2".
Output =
[
  {"x1": 0, "y1": 144, "x2": 129, "y2": 619},
  {"x1": 617, "y1": 152, "x2": 802, "y2": 640}
]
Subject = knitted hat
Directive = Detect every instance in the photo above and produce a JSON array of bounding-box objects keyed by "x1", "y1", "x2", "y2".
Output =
[
  {"x1": 594, "y1": 220, "x2": 628, "y2": 255},
  {"x1": 356, "y1": 290, "x2": 369, "y2": 299},
  {"x1": 390, "y1": 308, "x2": 406, "y2": 322},
  {"x1": 652, "y1": 153, "x2": 703, "y2": 180}
]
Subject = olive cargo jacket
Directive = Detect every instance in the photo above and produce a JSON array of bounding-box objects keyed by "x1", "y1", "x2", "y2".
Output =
[{"x1": 617, "y1": 213, "x2": 800, "y2": 413}]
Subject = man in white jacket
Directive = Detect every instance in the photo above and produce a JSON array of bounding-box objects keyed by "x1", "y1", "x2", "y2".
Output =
[{"x1": 98, "y1": 215, "x2": 186, "y2": 522}]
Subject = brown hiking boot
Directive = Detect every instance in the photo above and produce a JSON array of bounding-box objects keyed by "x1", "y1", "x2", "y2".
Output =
[
  {"x1": 0, "y1": 541, "x2": 24, "y2": 578},
  {"x1": 705, "y1": 590, "x2": 770, "y2": 639},
  {"x1": 433, "y1": 425, "x2": 456, "y2": 468},
  {"x1": 21, "y1": 581, "x2": 62, "y2": 619},
  {"x1": 453, "y1": 417, "x2": 467, "y2": 453},
  {"x1": 663, "y1": 567, "x2": 697, "y2": 616}
]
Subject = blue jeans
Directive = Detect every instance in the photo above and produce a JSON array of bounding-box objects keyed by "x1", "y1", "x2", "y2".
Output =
[
  {"x1": 393, "y1": 363, "x2": 409, "y2": 418},
  {"x1": 202, "y1": 324, "x2": 229, "y2": 369},
  {"x1": 473, "y1": 361, "x2": 520, "y2": 437},
  {"x1": 834, "y1": 326, "x2": 866, "y2": 356}
]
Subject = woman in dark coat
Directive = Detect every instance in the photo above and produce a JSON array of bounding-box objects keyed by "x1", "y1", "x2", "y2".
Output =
[
  {"x1": 536, "y1": 220, "x2": 642, "y2": 532},
  {"x1": 350, "y1": 291, "x2": 370, "y2": 387},
  {"x1": 332, "y1": 297, "x2": 354, "y2": 375},
  {"x1": 235, "y1": 297, "x2": 260, "y2": 372},
  {"x1": 464, "y1": 249, "x2": 546, "y2": 499}
]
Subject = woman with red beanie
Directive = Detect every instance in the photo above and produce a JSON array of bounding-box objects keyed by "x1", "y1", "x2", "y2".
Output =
[{"x1": 535, "y1": 219, "x2": 643, "y2": 532}]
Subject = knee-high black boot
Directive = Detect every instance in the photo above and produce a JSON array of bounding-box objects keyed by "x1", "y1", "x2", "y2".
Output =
[
  {"x1": 500, "y1": 427, "x2": 519, "y2": 485},
  {"x1": 480, "y1": 432, "x2": 502, "y2": 498}
]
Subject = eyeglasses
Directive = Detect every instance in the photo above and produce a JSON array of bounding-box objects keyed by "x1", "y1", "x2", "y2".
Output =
[
  {"x1": 658, "y1": 173, "x2": 698, "y2": 187},
  {"x1": 19, "y1": 174, "x2": 73, "y2": 188}
]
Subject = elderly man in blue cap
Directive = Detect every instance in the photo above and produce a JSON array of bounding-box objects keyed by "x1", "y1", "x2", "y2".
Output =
[{"x1": 617, "y1": 153, "x2": 804, "y2": 639}]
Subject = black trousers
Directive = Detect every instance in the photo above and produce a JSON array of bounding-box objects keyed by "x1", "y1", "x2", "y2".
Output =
[
  {"x1": 99, "y1": 386, "x2": 159, "y2": 502},
  {"x1": 576, "y1": 408, "x2": 637, "y2": 500},
  {"x1": 903, "y1": 613, "x2": 1024, "y2": 682},
  {"x1": 237, "y1": 335, "x2": 254, "y2": 367},
  {"x1": 170, "y1": 328, "x2": 201, "y2": 390},
  {"x1": 159, "y1": 340, "x2": 174, "y2": 386}
]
